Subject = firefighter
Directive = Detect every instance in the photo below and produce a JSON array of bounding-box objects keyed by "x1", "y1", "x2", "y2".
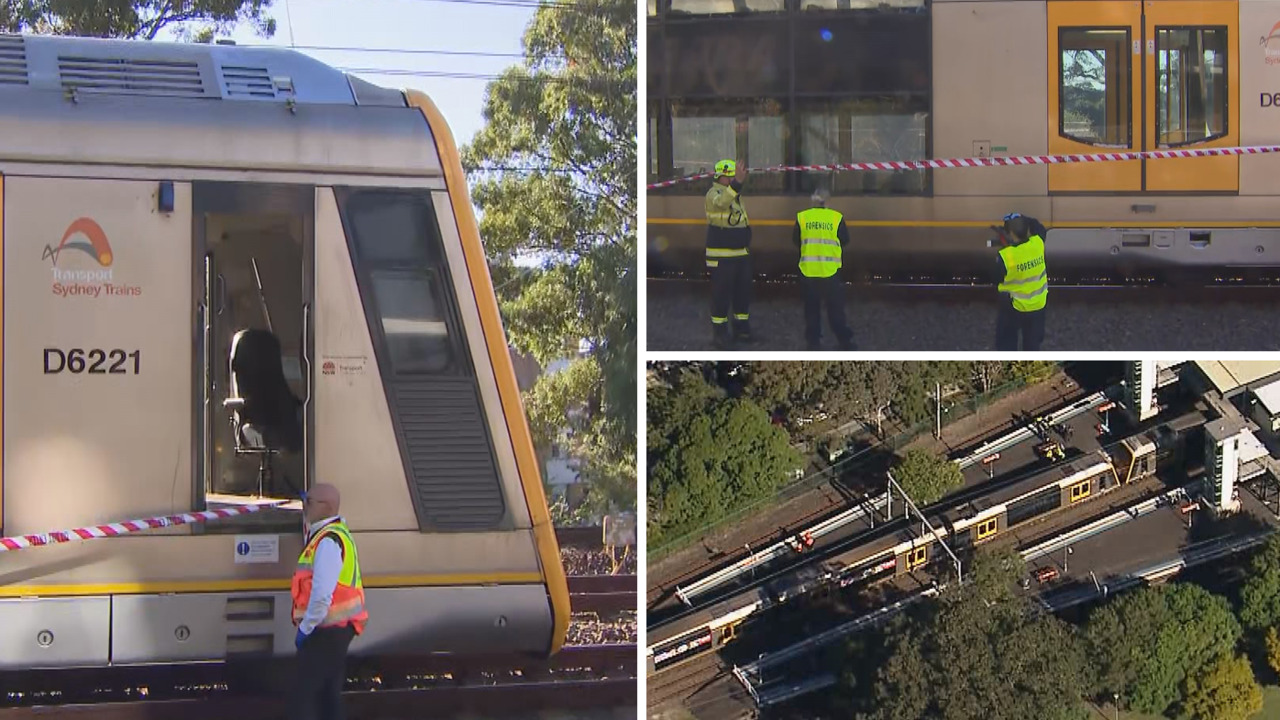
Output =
[
  {"x1": 991, "y1": 212, "x2": 1048, "y2": 351},
  {"x1": 793, "y1": 186, "x2": 854, "y2": 350},
  {"x1": 705, "y1": 159, "x2": 754, "y2": 349}
]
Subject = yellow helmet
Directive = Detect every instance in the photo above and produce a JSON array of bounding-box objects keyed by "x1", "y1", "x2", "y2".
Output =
[{"x1": 714, "y1": 159, "x2": 736, "y2": 178}]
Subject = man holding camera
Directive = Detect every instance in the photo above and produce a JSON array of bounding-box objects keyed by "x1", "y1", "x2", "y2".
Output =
[{"x1": 989, "y1": 212, "x2": 1048, "y2": 351}]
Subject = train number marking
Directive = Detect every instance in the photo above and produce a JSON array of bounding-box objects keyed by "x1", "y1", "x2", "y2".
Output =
[{"x1": 44, "y1": 348, "x2": 140, "y2": 375}]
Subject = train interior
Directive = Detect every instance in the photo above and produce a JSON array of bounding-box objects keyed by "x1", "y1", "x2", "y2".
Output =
[{"x1": 196, "y1": 185, "x2": 313, "y2": 530}]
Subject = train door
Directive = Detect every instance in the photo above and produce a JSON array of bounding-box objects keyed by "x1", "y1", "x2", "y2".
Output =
[
  {"x1": 193, "y1": 183, "x2": 313, "y2": 520},
  {"x1": 1048, "y1": 0, "x2": 1239, "y2": 193}
]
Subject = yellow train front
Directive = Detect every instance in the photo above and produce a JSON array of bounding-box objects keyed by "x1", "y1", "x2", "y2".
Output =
[
  {"x1": 647, "y1": 0, "x2": 1280, "y2": 284},
  {"x1": 0, "y1": 33, "x2": 569, "y2": 667}
]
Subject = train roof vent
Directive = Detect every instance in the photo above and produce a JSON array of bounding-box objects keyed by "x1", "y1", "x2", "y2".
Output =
[
  {"x1": 0, "y1": 35, "x2": 28, "y2": 86},
  {"x1": 221, "y1": 64, "x2": 277, "y2": 98},
  {"x1": 58, "y1": 55, "x2": 208, "y2": 98}
]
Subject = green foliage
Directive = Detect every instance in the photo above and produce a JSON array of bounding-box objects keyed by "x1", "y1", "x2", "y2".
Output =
[
  {"x1": 1, "y1": 0, "x2": 275, "y2": 41},
  {"x1": 1240, "y1": 534, "x2": 1280, "y2": 631},
  {"x1": 1267, "y1": 627, "x2": 1280, "y2": 678},
  {"x1": 893, "y1": 448, "x2": 964, "y2": 506},
  {"x1": 1179, "y1": 653, "x2": 1263, "y2": 720},
  {"x1": 969, "y1": 544, "x2": 1026, "y2": 605},
  {"x1": 647, "y1": 371, "x2": 802, "y2": 547},
  {"x1": 1009, "y1": 361, "x2": 1057, "y2": 386},
  {"x1": 1086, "y1": 584, "x2": 1242, "y2": 716},
  {"x1": 863, "y1": 558, "x2": 1092, "y2": 720},
  {"x1": 463, "y1": 0, "x2": 635, "y2": 518}
]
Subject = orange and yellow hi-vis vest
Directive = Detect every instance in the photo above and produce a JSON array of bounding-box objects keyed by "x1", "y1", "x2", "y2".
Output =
[{"x1": 290, "y1": 519, "x2": 368, "y2": 635}]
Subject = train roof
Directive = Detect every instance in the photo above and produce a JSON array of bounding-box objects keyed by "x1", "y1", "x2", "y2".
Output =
[
  {"x1": 0, "y1": 34, "x2": 444, "y2": 179},
  {"x1": 0, "y1": 33, "x2": 405, "y2": 107}
]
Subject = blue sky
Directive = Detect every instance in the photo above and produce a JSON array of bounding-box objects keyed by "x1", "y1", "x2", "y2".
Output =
[{"x1": 159, "y1": 0, "x2": 537, "y2": 145}]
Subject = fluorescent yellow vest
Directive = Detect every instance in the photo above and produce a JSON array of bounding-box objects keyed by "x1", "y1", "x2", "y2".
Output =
[
  {"x1": 796, "y1": 207, "x2": 843, "y2": 278},
  {"x1": 997, "y1": 235, "x2": 1048, "y2": 312}
]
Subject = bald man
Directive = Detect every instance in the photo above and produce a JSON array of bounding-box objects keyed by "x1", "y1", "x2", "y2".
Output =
[{"x1": 291, "y1": 484, "x2": 368, "y2": 720}]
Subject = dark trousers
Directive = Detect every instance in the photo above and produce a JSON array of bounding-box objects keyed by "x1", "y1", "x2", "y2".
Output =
[
  {"x1": 710, "y1": 255, "x2": 752, "y2": 334},
  {"x1": 294, "y1": 625, "x2": 355, "y2": 720},
  {"x1": 802, "y1": 275, "x2": 852, "y2": 347},
  {"x1": 995, "y1": 302, "x2": 1046, "y2": 351}
]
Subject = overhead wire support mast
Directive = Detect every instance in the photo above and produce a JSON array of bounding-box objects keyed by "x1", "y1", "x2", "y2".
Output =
[{"x1": 886, "y1": 471, "x2": 963, "y2": 585}]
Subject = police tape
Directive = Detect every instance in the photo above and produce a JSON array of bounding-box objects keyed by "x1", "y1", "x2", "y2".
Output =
[
  {"x1": 0, "y1": 502, "x2": 288, "y2": 552},
  {"x1": 646, "y1": 144, "x2": 1280, "y2": 190}
]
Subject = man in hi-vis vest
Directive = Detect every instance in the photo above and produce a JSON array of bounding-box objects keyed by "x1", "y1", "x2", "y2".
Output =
[
  {"x1": 292, "y1": 483, "x2": 368, "y2": 720},
  {"x1": 792, "y1": 187, "x2": 854, "y2": 350},
  {"x1": 991, "y1": 212, "x2": 1048, "y2": 351},
  {"x1": 705, "y1": 158, "x2": 754, "y2": 349}
]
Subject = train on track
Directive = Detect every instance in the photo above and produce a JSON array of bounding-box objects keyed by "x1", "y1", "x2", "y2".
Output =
[
  {"x1": 0, "y1": 34, "x2": 569, "y2": 668},
  {"x1": 646, "y1": 0, "x2": 1280, "y2": 284},
  {"x1": 646, "y1": 411, "x2": 1204, "y2": 675}
]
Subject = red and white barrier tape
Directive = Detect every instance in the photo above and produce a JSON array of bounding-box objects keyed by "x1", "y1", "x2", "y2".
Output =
[
  {"x1": 646, "y1": 144, "x2": 1280, "y2": 189},
  {"x1": 0, "y1": 502, "x2": 287, "y2": 552}
]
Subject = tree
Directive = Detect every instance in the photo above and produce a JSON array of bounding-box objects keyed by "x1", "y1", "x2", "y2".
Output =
[
  {"x1": 862, "y1": 551, "x2": 1092, "y2": 720},
  {"x1": 1, "y1": 0, "x2": 275, "y2": 41},
  {"x1": 892, "y1": 448, "x2": 963, "y2": 506},
  {"x1": 647, "y1": 371, "x2": 802, "y2": 547},
  {"x1": 972, "y1": 361, "x2": 1007, "y2": 393},
  {"x1": 1179, "y1": 654, "x2": 1263, "y2": 720},
  {"x1": 1266, "y1": 627, "x2": 1280, "y2": 677},
  {"x1": 1009, "y1": 361, "x2": 1056, "y2": 386},
  {"x1": 463, "y1": 0, "x2": 635, "y2": 517},
  {"x1": 1086, "y1": 584, "x2": 1242, "y2": 716},
  {"x1": 1239, "y1": 533, "x2": 1280, "y2": 631}
]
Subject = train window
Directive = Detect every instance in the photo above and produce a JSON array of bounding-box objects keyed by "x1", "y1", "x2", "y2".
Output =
[
  {"x1": 664, "y1": 21, "x2": 788, "y2": 96},
  {"x1": 907, "y1": 545, "x2": 927, "y2": 570},
  {"x1": 976, "y1": 518, "x2": 998, "y2": 540},
  {"x1": 368, "y1": 270, "x2": 454, "y2": 373},
  {"x1": 346, "y1": 196, "x2": 435, "y2": 266},
  {"x1": 1069, "y1": 479, "x2": 1091, "y2": 503},
  {"x1": 796, "y1": 97, "x2": 929, "y2": 195},
  {"x1": 1155, "y1": 28, "x2": 1228, "y2": 147},
  {"x1": 648, "y1": 26, "x2": 663, "y2": 94},
  {"x1": 670, "y1": 99, "x2": 787, "y2": 192},
  {"x1": 1059, "y1": 28, "x2": 1132, "y2": 147},
  {"x1": 793, "y1": 15, "x2": 930, "y2": 96},
  {"x1": 668, "y1": 0, "x2": 784, "y2": 16}
]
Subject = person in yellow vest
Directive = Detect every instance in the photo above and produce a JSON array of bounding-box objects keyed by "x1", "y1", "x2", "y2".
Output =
[
  {"x1": 792, "y1": 187, "x2": 854, "y2": 350},
  {"x1": 705, "y1": 159, "x2": 753, "y2": 349},
  {"x1": 292, "y1": 483, "x2": 368, "y2": 720},
  {"x1": 991, "y1": 212, "x2": 1048, "y2": 351}
]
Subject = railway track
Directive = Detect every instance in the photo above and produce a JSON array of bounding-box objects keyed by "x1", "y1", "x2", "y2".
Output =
[
  {"x1": 647, "y1": 377, "x2": 1097, "y2": 602},
  {"x1": 0, "y1": 645, "x2": 637, "y2": 718},
  {"x1": 570, "y1": 574, "x2": 637, "y2": 616}
]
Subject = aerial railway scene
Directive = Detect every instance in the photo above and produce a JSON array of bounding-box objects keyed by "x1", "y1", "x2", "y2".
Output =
[
  {"x1": 646, "y1": 361, "x2": 1280, "y2": 719},
  {"x1": 0, "y1": 0, "x2": 638, "y2": 714},
  {"x1": 646, "y1": 0, "x2": 1280, "y2": 350}
]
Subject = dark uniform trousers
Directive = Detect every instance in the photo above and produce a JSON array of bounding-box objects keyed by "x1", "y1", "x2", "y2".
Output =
[
  {"x1": 710, "y1": 255, "x2": 752, "y2": 335},
  {"x1": 295, "y1": 624, "x2": 356, "y2": 720},
  {"x1": 801, "y1": 275, "x2": 852, "y2": 347},
  {"x1": 995, "y1": 302, "x2": 1046, "y2": 351}
]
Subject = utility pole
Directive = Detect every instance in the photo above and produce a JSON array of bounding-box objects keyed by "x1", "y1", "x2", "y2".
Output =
[
  {"x1": 887, "y1": 471, "x2": 963, "y2": 584},
  {"x1": 935, "y1": 382, "x2": 942, "y2": 439}
]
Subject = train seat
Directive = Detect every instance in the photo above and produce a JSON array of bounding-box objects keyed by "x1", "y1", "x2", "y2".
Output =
[{"x1": 223, "y1": 328, "x2": 303, "y2": 497}]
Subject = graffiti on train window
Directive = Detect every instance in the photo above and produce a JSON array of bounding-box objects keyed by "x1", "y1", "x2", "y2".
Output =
[{"x1": 43, "y1": 348, "x2": 140, "y2": 375}]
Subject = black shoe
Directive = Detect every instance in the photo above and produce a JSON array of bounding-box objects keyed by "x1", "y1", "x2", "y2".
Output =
[{"x1": 712, "y1": 325, "x2": 732, "y2": 350}]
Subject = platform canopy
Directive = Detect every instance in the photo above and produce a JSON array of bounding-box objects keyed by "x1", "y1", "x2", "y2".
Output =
[{"x1": 1193, "y1": 361, "x2": 1280, "y2": 399}]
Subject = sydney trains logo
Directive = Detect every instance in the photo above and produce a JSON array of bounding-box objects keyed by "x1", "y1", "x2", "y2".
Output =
[
  {"x1": 43, "y1": 217, "x2": 114, "y2": 268},
  {"x1": 42, "y1": 218, "x2": 140, "y2": 298},
  {"x1": 1263, "y1": 21, "x2": 1280, "y2": 64}
]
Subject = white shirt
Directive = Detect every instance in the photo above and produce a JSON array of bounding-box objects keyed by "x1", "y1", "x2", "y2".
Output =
[{"x1": 299, "y1": 515, "x2": 343, "y2": 635}]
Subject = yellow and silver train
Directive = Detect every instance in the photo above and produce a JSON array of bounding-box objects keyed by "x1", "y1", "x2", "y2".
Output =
[
  {"x1": 647, "y1": 0, "x2": 1280, "y2": 283},
  {"x1": 0, "y1": 33, "x2": 569, "y2": 667}
]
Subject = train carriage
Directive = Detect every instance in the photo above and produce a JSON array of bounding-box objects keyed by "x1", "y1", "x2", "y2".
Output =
[
  {"x1": 647, "y1": 0, "x2": 1280, "y2": 284},
  {"x1": 0, "y1": 34, "x2": 569, "y2": 668}
]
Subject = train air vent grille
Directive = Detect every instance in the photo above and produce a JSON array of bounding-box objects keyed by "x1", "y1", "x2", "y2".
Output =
[
  {"x1": 392, "y1": 379, "x2": 507, "y2": 531},
  {"x1": 221, "y1": 65, "x2": 276, "y2": 98},
  {"x1": 0, "y1": 35, "x2": 28, "y2": 86},
  {"x1": 58, "y1": 55, "x2": 206, "y2": 98}
]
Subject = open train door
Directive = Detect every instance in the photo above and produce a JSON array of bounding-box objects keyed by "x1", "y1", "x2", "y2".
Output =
[
  {"x1": 1048, "y1": 0, "x2": 1240, "y2": 193},
  {"x1": 194, "y1": 183, "x2": 314, "y2": 520}
]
